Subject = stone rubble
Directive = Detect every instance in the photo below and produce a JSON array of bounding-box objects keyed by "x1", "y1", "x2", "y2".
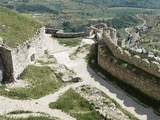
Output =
[
  {"x1": 75, "y1": 85, "x2": 133, "y2": 120},
  {"x1": 50, "y1": 64, "x2": 81, "y2": 83}
]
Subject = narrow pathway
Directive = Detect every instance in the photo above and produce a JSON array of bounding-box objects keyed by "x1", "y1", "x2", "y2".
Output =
[
  {"x1": 0, "y1": 84, "x2": 77, "y2": 120},
  {"x1": 0, "y1": 35, "x2": 159, "y2": 120},
  {"x1": 53, "y1": 48, "x2": 160, "y2": 120}
]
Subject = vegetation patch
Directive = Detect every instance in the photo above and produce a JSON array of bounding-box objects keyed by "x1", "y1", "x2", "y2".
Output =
[
  {"x1": 57, "y1": 38, "x2": 81, "y2": 47},
  {"x1": 7, "y1": 110, "x2": 33, "y2": 115},
  {"x1": 36, "y1": 59, "x2": 55, "y2": 65},
  {"x1": 0, "y1": 65, "x2": 62, "y2": 99},
  {"x1": 0, "y1": 116, "x2": 57, "y2": 120},
  {"x1": 0, "y1": 6, "x2": 40, "y2": 48},
  {"x1": 49, "y1": 89, "x2": 104, "y2": 120}
]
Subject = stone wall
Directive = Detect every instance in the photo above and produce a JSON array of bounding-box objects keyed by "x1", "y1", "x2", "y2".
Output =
[
  {"x1": 53, "y1": 31, "x2": 88, "y2": 38},
  {"x1": 11, "y1": 27, "x2": 46, "y2": 79},
  {"x1": 98, "y1": 42, "x2": 160, "y2": 100},
  {"x1": 45, "y1": 28, "x2": 60, "y2": 34},
  {"x1": 0, "y1": 46, "x2": 13, "y2": 82},
  {"x1": 101, "y1": 27, "x2": 160, "y2": 78}
]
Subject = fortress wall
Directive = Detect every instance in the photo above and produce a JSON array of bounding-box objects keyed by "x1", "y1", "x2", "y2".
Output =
[
  {"x1": 11, "y1": 27, "x2": 46, "y2": 79},
  {"x1": 102, "y1": 28, "x2": 160, "y2": 78},
  {"x1": 53, "y1": 31, "x2": 88, "y2": 38},
  {"x1": 98, "y1": 43, "x2": 160, "y2": 99},
  {"x1": 45, "y1": 28, "x2": 59, "y2": 34},
  {"x1": 0, "y1": 46, "x2": 14, "y2": 82}
]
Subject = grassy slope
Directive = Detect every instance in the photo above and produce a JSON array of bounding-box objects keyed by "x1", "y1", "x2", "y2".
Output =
[
  {"x1": 0, "y1": 65, "x2": 62, "y2": 99},
  {"x1": 1, "y1": 0, "x2": 160, "y2": 33},
  {"x1": 0, "y1": 7, "x2": 40, "y2": 48},
  {"x1": 139, "y1": 15, "x2": 160, "y2": 54},
  {"x1": 49, "y1": 89, "x2": 104, "y2": 120}
]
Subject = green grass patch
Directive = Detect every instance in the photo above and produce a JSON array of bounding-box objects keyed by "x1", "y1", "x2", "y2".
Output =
[
  {"x1": 0, "y1": 6, "x2": 40, "y2": 48},
  {"x1": 57, "y1": 38, "x2": 81, "y2": 47},
  {"x1": 36, "y1": 59, "x2": 55, "y2": 65},
  {"x1": 7, "y1": 110, "x2": 33, "y2": 115},
  {"x1": 49, "y1": 89, "x2": 104, "y2": 120},
  {"x1": 0, "y1": 116, "x2": 56, "y2": 120},
  {"x1": 0, "y1": 65, "x2": 62, "y2": 99}
]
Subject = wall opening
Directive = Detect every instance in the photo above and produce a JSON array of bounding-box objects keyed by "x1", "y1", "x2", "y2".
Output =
[
  {"x1": 30, "y1": 54, "x2": 35, "y2": 62},
  {"x1": 0, "y1": 56, "x2": 4, "y2": 82},
  {"x1": 0, "y1": 47, "x2": 14, "y2": 83}
]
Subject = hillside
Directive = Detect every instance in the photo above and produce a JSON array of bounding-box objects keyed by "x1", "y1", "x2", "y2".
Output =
[
  {"x1": 1, "y1": 0, "x2": 159, "y2": 32},
  {"x1": 0, "y1": 7, "x2": 40, "y2": 48},
  {"x1": 1, "y1": 0, "x2": 160, "y2": 10}
]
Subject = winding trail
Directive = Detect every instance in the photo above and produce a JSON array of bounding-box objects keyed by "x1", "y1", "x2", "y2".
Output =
[
  {"x1": 0, "y1": 35, "x2": 159, "y2": 120},
  {"x1": 53, "y1": 40, "x2": 160, "y2": 120},
  {"x1": 124, "y1": 14, "x2": 146, "y2": 48},
  {"x1": 0, "y1": 84, "x2": 78, "y2": 120}
]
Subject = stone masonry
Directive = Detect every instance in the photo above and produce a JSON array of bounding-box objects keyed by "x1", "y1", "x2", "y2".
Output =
[
  {"x1": 95, "y1": 24, "x2": 160, "y2": 100},
  {"x1": 0, "y1": 27, "x2": 46, "y2": 82}
]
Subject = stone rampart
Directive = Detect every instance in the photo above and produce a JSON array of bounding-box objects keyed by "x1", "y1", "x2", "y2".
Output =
[
  {"x1": 53, "y1": 31, "x2": 88, "y2": 38},
  {"x1": 0, "y1": 46, "x2": 14, "y2": 82},
  {"x1": 45, "y1": 28, "x2": 60, "y2": 34},
  {"x1": 11, "y1": 27, "x2": 46, "y2": 79},
  {"x1": 98, "y1": 42, "x2": 160, "y2": 100},
  {"x1": 102, "y1": 27, "x2": 160, "y2": 78}
]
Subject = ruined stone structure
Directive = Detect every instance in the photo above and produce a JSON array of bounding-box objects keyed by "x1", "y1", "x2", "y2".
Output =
[
  {"x1": 45, "y1": 27, "x2": 88, "y2": 38},
  {"x1": 94, "y1": 24, "x2": 160, "y2": 100},
  {"x1": 0, "y1": 27, "x2": 46, "y2": 82}
]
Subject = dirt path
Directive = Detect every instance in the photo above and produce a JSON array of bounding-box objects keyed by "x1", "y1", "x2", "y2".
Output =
[
  {"x1": 0, "y1": 35, "x2": 159, "y2": 120},
  {"x1": 124, "y1": 14, "x2": 146, "y2": 48},
  {"x1": 0, "y1": 84, "x2": 77, "y2": 120},
  {"x1": 0, "y1": 35, "x2": 77, "y2": 120},
  {"x1": 53, "y1": 42, "x2": 160, "y2": 120}
]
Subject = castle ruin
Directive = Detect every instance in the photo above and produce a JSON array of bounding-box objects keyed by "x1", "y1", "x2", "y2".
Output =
[
  {"x1": 92, "y1": 24, "x2": 160, "y2": 100},
  {"x1": 0, "y1": 27, "x2": 46, "y2": 82}
]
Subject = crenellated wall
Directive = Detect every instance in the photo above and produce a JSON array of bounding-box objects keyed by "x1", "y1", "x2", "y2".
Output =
[
  {"x1": 98, "y1": 42, "x2": 160, "y2": 100},
  {"x1": 97, "y1": 25, "x2": 160, "y2": 100},
  {"x1": 101, "y1": 27, "x2": 160, "y2": 78}
]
